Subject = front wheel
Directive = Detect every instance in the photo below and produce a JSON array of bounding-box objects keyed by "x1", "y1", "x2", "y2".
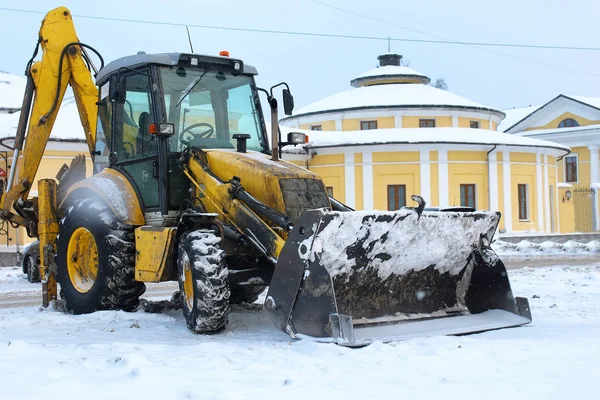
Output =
[{"x1": 178, "y1": 230, "x2": 230, "y2": 333}]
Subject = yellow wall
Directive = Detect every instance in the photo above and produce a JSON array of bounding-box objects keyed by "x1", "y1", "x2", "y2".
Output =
[
  {"x1": 525, "y1": 111, "x2": 600, "y2": 131},
  {"x1": 373, "y1": 151, "x2": 420, "y2": 163},
  {"x1": 548, "y1": 165, "x2": 558, "y2": 233},
  {"x1": 511, "y1": 164, "x2": 537, "y2": 231},
  {"x1": 448, "y1": 164, "x2": 488, "y2": 209},
  {"x1": 497, "y1": 152, "x2": 505, "y2": 231},
  {"x1": 402, "y1": 116, "x2": 452, "y2": 128},
  {"x1": 307, "y1": 154, "x2": 345, "y2": 202},
  {"x1": 299, "y1": 120, "x2": 336, "y2": 131},
  {"x1": 457, "y1": 118, "x2": 490, "y2": 130},
  {"x1": 354, "y1": 153, "x2": 363, "y2": 210},
  {"x1": 430, "y1": 151, "x2": 439, "y2": 206},
  {"x1": 558, "y1": 187, "x2": 575, "y2": 233},
  {"x1": 372, "y1": 163, "x2": 420, "y2": 210},
  {"x1": 341, "y1": 117, "x2": 394, "y2": 131}
]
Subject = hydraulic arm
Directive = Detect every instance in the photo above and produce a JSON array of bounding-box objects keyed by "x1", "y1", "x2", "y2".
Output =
[
  {"x1": 1, "y1": 6, "x2": 99, "y2": 233},
  {"x1": 0, "y1": 7, "x2": 100, "y2": 304}
]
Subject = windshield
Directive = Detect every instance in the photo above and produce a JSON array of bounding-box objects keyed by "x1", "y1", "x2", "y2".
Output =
[{"x1": 160, "y1": 66, "x2": 267, "y2": 153}]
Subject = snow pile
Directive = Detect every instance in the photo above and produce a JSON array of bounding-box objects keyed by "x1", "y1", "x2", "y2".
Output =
[
  {"x1": 311, "y1": 210, "x2": 499, "y2": 278},
  {"x1": 1, "y1": 264, "x2": 600, "y2": 399},
  {"x1": 493, "y1": 239, "x2": 600, "y2": 256}
]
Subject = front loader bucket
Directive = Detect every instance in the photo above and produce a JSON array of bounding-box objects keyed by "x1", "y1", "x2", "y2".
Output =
[{"x1": 265, "y1": 208, "x2": 531, "y2": 346}]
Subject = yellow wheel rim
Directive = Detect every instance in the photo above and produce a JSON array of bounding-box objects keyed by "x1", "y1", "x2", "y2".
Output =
[
  {"x1": 182, "y1": 254, "x2": 194, "y2": 310},
  {"x1": 67, "y1": 227, "x2": 99, "y2": 293}
]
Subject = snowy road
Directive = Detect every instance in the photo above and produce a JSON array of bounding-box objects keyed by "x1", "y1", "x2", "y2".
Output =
[{"x1": 1, "y1": 261, "x2": 599, "y2": 400}]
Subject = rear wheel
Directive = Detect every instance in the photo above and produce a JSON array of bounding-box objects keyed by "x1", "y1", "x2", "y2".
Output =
[
  {"x1": 178, "y1": 230, "x2": 230, "y2": 333},
  {"x1": 25, "y1": 256, "x2": 40, "y2": 283},
  {"x1": 56, "y1": 198, "x2": 145, "y2": 314}
]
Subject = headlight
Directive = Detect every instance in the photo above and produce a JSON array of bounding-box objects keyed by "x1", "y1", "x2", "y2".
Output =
[{"x1": 287, "y1": 132, "x2": 307, "y2": 145}]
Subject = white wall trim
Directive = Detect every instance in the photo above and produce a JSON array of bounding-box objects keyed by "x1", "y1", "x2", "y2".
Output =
[
  {"x1": 589, "y1": 146, "x2": 600, "y2": 231},
  {"x1": 536, "y1": 154, "x2": 544, "y2": 232},
  {"x1": 452, "y1": 116, "x2": 459, "y2": 127},
  {"x1": 420, "y1": 150, "x2": 431, "y2": 205},
  {"x1": 335, "y1": 119, "x2": 342, "y2": 131},
  {"x1": 438, "y1": 150, "x2": 449, "y2": 207},
  {"x1": 394, "y1": 116, "x2": 402, "y2": 128},
  {"x1": 489, "y1": 150, "x2": 499, "y2": 211},
  {"x1": 344, "y1": 152, "x2": 355, "y2": 208},
  {"x1": 362, "y1": 151, "x2": 373, "y2": 210},
  {"x1": 543, "y1": 154, "x2": 551, "y2": 233},
  {"x1": 502, "y1": 150, "x2": 513, "y2": 232}
]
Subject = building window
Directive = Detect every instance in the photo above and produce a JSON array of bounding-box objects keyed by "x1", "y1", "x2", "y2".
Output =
[
  {"x1": 360, "y1": 120, "x2": 377, "y2": 130},
  {"x1": 387, "y1": 185, "x2": 406, "y2": 211},
  {"x1": 565, "y1": 156, "x2": 578, "y2": 182},
  {"x1": 419, "y1": 119, "x2": 436, "y2": 128},
  {"x1": 325, "y1": 186, "x2": 334, "y2": 197},
  {"x1": 558, "y1": 118, "x2": 579, "y2": 128},
  {"x1": 470, "y1": 121, "x2": 480, "y2": 129},
  {"x1": 310, "y1": 125, "x2": 322, "y2": 131},
  {"x1": 460, "y1": 184, "x2": 476, "y2": 208},
  {"x1": 518, "y1": 184, "x2": 529, "y2": 220}
]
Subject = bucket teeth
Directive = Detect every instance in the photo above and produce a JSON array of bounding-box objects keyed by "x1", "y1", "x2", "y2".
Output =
[{"x1": 265, "y1": 208, "x2": 532, "y2": 345}]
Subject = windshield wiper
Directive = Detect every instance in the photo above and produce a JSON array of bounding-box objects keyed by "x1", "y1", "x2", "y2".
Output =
[{"x1": 175, "y1": 69, "x2": 209, "y2": 107}]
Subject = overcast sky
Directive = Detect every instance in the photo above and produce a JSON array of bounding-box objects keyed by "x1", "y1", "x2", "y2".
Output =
[{"x1": 1, "y1": 0, "x2": 599, "y2": 112}]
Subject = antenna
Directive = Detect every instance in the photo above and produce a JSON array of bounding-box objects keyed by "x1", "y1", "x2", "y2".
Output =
[
  {"x1": 387, "y1": 36, "x2": 391, "y2": 53},
  {"x1": 186, "y1": 26, "x2": 194, "y2": 53}
]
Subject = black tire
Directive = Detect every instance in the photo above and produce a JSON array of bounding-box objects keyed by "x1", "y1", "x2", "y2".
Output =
[
  {"x1": 25, "y1": 256, "x2": 40, "y2": 283},
  {"x1": 229, "y1": 287, "x2": 266, "y2": 305},
  {"x1": 56, "y1": 198, "x2": 145, "y2": 314},
  {"x1": 178, "y1": 230, "x2": 230, "y2": 333}
]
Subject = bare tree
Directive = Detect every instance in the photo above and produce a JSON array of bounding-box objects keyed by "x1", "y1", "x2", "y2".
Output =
[
  {"x1": 431, "y1": 78, "x2": 448, "y2": 90},
  {"x1": 400, "y1": 59, "x2": 411, "y2": 67}
]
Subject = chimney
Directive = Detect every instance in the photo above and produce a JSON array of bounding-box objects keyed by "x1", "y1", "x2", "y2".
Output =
[{"x1": 378, "y1": 53, "x2": 402, "y2": 67}]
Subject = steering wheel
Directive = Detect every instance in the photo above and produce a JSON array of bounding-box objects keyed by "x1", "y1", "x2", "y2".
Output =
[{"x1": 179, "y1": 122, "x2": 214, "y2": 145}]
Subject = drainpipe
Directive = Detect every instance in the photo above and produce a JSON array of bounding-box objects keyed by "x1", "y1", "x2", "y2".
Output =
[{"x1": 486, "y1": 145, "x2": 497, "y2": 210}]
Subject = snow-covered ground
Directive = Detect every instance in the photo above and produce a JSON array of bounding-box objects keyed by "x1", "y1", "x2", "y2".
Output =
[
  {"x1": 493, "y1": 239, "x2": 600, "y2": 257},
  {"x1": 1, "y1": 262, "x2": 599, "y2": 400}
]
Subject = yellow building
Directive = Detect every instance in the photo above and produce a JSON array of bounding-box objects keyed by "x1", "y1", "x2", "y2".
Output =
[
  {"x1": 280, "y1": 54, "x2": 572, "y2": 235},
  {"x1": 500, "y1": 95, "x2": 600, "y2": 232}
]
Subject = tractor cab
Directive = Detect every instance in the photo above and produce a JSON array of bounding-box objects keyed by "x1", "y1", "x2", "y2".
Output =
[{"x1": 93, "y1": 53, "x2": 269, "y2": 221}]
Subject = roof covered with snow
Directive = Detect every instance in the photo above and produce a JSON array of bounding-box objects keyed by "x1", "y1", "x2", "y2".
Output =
[
  {"x1": 0, "y1": 71, "x2": 26, "y2": 111},
  {"x1": 498, "y1": 104, "x2": 542, "y2": 132},
  {"x1": 281, "y1": 126, "x2": 570, "y2": 153},
  {"x1": 499, "y1": 95, "x2": 600, "y2": 133},
  {"x1": 284, "y1": 84, "x2": 504, "y2": 119},
  {"x1": 565, "y1": 95, "x2": 600, "y2": 110}
]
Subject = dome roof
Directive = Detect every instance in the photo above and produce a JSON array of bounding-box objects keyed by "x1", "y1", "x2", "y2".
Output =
[
  {"x1": 282, "y1": 53, "x2": 503, "y2": 121},
  {"x1": 288, "y1": 83, "x2": 503, "y2": 118},
  {"x1": 351, "y1": 54, "x2": 430, "y2": 87}
]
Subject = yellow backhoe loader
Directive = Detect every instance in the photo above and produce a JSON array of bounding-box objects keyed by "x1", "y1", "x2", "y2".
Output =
[{"x1": 1, "y1": 7, "x2": 531, "y2": 346}]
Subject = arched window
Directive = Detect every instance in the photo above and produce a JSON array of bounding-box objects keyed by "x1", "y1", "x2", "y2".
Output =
[{"x1": 558, "y1": 118, "x2": 579, "y2": 128}]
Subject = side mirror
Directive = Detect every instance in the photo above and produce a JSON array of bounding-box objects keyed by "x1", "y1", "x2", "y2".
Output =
[
  {"x1": 109, "y1": 74, "x2": 126, "y2": 104},
  {"x1": 282, "y1": 89, "x2": 294, "y2": 116}
]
